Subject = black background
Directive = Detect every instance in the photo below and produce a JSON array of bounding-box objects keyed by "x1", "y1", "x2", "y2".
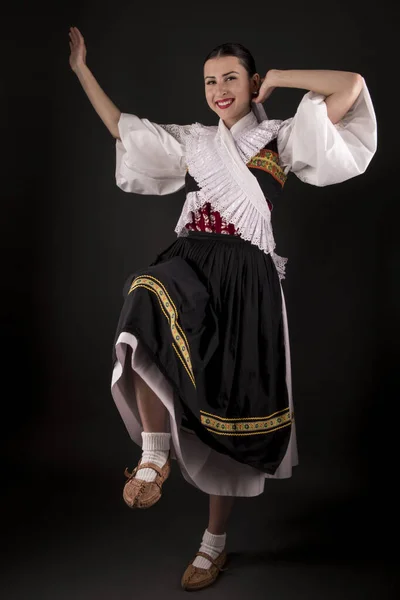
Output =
[{"x1": 2, "y1": 0, "x2": 398, "y2": 598}]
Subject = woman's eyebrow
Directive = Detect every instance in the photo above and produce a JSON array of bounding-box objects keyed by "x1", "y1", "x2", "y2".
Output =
[{"x1": 204, "y1": 71, "x2": 239, "y2": 81}]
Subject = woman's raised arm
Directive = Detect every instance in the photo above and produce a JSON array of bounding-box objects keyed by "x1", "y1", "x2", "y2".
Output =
[{"x1": 69, "y1": 26, "x2": 121, "y2": 139}]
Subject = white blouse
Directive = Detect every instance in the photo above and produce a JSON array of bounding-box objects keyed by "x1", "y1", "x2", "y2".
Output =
[{"x1": 115, "y1": 77, "x2": 377, "y2": 278}]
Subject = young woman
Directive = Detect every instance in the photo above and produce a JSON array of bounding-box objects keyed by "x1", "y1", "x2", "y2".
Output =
[{"x1": 69, "y1": 27, "x2": 377, "y2": 591}]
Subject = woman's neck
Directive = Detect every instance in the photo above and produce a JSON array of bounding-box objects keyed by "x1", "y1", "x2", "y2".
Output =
[{"x1": 222, "y1": 106, "x2": 252, "y2": 130}]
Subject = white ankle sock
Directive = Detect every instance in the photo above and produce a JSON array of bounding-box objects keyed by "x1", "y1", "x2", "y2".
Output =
[
  {"x1": 135, "y1": 432, "x2": 171, "y2": 482},
  {"x1": 192, "y1": 528, "x2": 226, "y2": 570}
]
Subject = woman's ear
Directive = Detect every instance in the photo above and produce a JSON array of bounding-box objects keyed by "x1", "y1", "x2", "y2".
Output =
[{"x1": 252, "y1": 73, "x2": 262, "y2": 93}]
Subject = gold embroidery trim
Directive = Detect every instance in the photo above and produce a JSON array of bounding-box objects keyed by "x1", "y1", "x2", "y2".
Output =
[
  {"x1": 200, "y1": 408, "x2": 292, "y2": 436},
  {"x1": 247, "y1": 149, "x2": 287, "y2": 187},
  {"x1": 129, "y1": 275, "x2": 196, "y2": 388}
]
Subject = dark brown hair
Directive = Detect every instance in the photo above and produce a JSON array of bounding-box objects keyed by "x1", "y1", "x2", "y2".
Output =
[{"x1": 203, "y1": 42, "x2": 257, "y2": 77}]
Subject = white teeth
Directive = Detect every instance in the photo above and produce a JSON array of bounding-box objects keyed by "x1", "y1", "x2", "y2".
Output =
[{"x1": 217, "y1": 99, "x2": 233, "y2": 107}]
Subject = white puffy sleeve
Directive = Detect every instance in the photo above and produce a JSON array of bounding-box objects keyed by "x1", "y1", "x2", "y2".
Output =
[
  {"x1": 276, "y1": 77, "x2": 377, "y2": 186},
  {"x1": 115, "y1": 113, "x2": 189, "y2": 195}
]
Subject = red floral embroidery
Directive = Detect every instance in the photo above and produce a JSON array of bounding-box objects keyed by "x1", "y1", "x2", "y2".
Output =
[
  {"x1": 185, "y1": 200, "x2": 273, "y2": 235},
  {"x1": 185, "y1": 202, "x2": 238, "y2": 235}
]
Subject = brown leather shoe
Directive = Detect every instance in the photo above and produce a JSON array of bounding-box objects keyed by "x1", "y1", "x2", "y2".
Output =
[
  {"x1": 181, "y1": 550, "x2": 228, "y2": 591},
  {"x1": 122, "y1": 452, "x2": 171, "y2": 509}
]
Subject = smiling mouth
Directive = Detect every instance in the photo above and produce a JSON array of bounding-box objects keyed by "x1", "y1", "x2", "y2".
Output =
[{"x1": 216, "y1": 98, "x2": 234, "y2": 109}]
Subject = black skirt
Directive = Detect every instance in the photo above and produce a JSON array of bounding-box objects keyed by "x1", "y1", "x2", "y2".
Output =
[{"x1": 112, "y1": 231, "x2": 291, "y2": 475}]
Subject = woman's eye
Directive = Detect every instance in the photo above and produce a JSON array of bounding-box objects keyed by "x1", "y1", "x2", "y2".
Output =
[{"x1": 206, "y1": 77, "x2": 236, "y2": 86}]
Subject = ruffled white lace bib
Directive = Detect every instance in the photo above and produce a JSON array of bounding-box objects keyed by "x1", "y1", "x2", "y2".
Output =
[{"x1": 161, "y1": 117, "x2": 288, "y2": 280}]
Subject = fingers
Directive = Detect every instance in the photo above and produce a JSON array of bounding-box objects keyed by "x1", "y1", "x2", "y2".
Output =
[
  {"x1": 259, "y1": 81, "x2": 267, "y2": 93},
  {"x1": 68, "y1": 28, "x2": 76, "y2": 47},
  {"x1": 69, "y1": 26, "x2": 84, "y2": 46},
  {"x1": 252, "y1": 89, "x2": 267, "y2": 104},
  {"x1": 70, "y1": 27, "x2": 78, "y2": 44},
  {"x1": 74, "y1": 26, "x2": 84, "y2": 41}
]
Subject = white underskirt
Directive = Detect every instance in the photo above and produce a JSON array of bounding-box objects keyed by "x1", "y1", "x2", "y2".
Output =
[{"x1": 110, "y1": 282, "x2": 298, "y2": 497}]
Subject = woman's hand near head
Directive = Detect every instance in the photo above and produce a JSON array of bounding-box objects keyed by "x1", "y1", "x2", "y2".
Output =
[
  {"x1": 69, "y1": 27, "x2": 87, "y2": 73},
  {"x1": 252, "y1": 70, "x2": 278, "y2": 104},
  {"x1": 69, "y1": 26, "x2": 121, "y2": 139}
]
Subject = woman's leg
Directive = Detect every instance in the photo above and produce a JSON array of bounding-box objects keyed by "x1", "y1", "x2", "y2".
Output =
[
  {"x1": 207, "y1": 494, "x2": 235, "y2": 535},
  {"x1": 133, "y1": 370, "x2": 169, "y2": 432},
  {"x1": 190, "y1": 495, "x2": 235, "y2": 570},
  {"x1": 130, "y1": 370, "x2": 171, "y2": 483}
]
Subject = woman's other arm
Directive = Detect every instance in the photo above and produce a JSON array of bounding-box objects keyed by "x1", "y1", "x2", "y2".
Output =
[
  {"x1": 256, "y1": 69, "x2": 363, "y2": 125},
  {"x1": 69, "y1": 27, "x2": 121, "y2": 139}
]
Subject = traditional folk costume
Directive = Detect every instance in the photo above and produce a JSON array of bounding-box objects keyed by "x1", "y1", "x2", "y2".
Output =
[{"x1": 111, "y1": 79, "x2": 377, "y2": 497}]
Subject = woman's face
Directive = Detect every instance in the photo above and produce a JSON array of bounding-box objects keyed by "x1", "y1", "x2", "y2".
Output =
[{"x1": 204, "y1": 55, "x2": 260, "y2": 129}]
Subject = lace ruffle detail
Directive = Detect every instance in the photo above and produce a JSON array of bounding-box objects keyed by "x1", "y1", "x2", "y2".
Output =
[
  {"x1": 234, "y1": 119, "x2": 283, "y2": 163},
  {"x1": 158, "y1": 123, "x2": 196, "y2": 146},
  {"x1": 173, "y1": 120, "x2": 288, "y2": 279}
]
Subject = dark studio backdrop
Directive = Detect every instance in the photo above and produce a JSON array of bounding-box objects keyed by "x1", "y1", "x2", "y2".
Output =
[{"x1": 2, "y1": 0, "x2": 398, "y2": 598}]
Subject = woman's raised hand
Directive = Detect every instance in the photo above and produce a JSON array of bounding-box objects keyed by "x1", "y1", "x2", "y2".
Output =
[
  {"x1": 252, "y1": 70, "x2": 279, "y2": 104},
  {"x1": 69, "y1": 26, "x2": 87, "y2": 72},
  {"x1": 68, "y1": 26, "x2": 121, "y2": 138}
]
